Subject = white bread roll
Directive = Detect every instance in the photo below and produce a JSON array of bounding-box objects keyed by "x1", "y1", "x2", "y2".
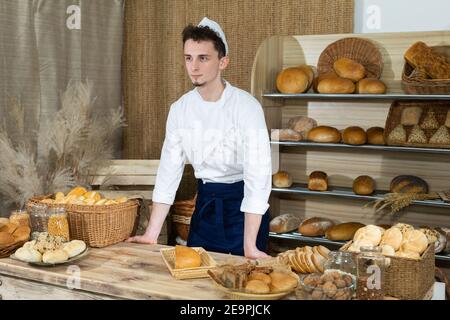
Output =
[
  {"x1": 63, "y1": 240, "x2": 87, "y2": 258},
  {"x1": 42, "y1": 249, "x2": 69, "y2": 264},
  {"x1": 353, "y1": 225, "x2": 382, "y2": 246},
  {"x1": 15, "y1": 247, "x2": 42, "y2": 263},
  {"x1": 380, "y1": 227, "x2": 403, "y2": 251},
  {"x1": 400, "y1": 230, "x2": 428, "y2": 255}
]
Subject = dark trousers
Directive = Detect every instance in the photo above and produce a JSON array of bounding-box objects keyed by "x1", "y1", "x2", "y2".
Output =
[{"x1": 187, "y1": 180, "x2": 270, "y2": 256}]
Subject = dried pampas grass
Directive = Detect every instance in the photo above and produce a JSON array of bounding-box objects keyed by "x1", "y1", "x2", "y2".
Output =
[{"x1": 0, "y1": 80, "x2": 125, "y2": 207}]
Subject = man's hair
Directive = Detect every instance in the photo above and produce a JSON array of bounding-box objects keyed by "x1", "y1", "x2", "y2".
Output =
[{"x1": 182, "y1": 24, "x2": 226, "y2": 58}]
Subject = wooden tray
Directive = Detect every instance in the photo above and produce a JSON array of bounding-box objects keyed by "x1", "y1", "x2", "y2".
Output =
[
  {"x1": 160, "y1": 247, "x2": 217, "y2": 280},
  {"x1": 384, "y1": 100, "x2": 450, "y2": 148}
]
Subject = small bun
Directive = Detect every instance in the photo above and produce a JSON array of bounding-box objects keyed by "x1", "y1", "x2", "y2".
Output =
[
  {"x1": 333, "y1": 58, "x2": 366, "y2": 82},
  {"x1": 245, "y1": 280, "x2": 270, "y2": 294},
  {"x1": 42, "y1": 249, "x2": 69, "y2": 264},
  {"x1": 342, "y1": 126, "x2": 367, "y2": 145},
  {"x1": 273, "y1": 171, "x2": 293, "y2": 188}
]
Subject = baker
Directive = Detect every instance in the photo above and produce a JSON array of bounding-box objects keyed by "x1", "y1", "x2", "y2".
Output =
[{"x1": 127, "y1": 17, "x2": 272, "y2": 259}]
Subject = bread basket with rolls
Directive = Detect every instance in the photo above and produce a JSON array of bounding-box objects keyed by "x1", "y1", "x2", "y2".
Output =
[
  {"x1": 26, "y1": 191, "x2": 139, "y2": 248},
  {"x1": 401, "y1": 43, "x2": 450, "y2": 94}
]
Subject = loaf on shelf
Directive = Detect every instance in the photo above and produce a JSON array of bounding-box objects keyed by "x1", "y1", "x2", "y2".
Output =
[
  {"x1": 325, "y1": 222, "x2": 365, "y2": 241},
  {"x1": 273, "y1": 171, "x2": 293, "y2": 188},
  {"x1": 308, "y1": 171, "x2": 328, "y2": 191},
  {"x1": 353, "y1": 175, "x2": 375, "y2": 195},
  {"x1": 342, "y1": 126, "x2": 367, "y2": 145},
  {"x1": 366, "y1": 127, "x2": 385, "y2": 145},
  {"x1": 307, "y1": 126, "x2": 341, "y2": 143},
  {"x1": 269, "y1": 214, "x2": 301, "y2": 233},
  {"x1": 298, "y1": 217, "x2": 336, "y2": 237}
]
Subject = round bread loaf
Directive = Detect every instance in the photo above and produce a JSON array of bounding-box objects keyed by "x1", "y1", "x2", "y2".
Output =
[
  {"x1": 276, "y1": 67, "x2": 309, "y2": 94},
  {"x1": 325, "y1": 222, "x2": 365, "y2": 241},
  {"x1": 269, "y1": 272, "x2": 298, "y2": 293},
  {"x1": 342, "y1": 126, "x2": 367, "y2": 145},
  {"x1": 0, "y1": 232, "x2": 15, "y2": 246},
  {"x1": 287, "y1": 116, "x2": 317, "y2": 138},
  {"x1": 390, "y1": 175, "x2": 429, "y2": 194},
  {"x1": 307, "y1": 126, "x2": 341, "y2": 143},
  {"x1": 42, "y1": 249, "x2": 69, "y2": 264},
  {"x1": 366, "y1": 127, "x2": 385, "y2": 145},
  {"x1": 248, "y1": 272, "x2": 272, "y2": 285},
  {"x1": 313, "y1": 72, "x2": 338, "y2": 92},
  {"x1": 353, "y1": 175, "x2": 375, "y2": 195},
  {"x1": 356, "y1": 78, "x2": 386, "y2": 94},
  {"x1": 272, "y1": 171, "x2": 293, "y2": 188},
  {"x1": 353, "y1": 225, "x2": 383, "y2": 246},
  {"x1": 14, "y1": 247, "x2": 42, "y2": 263},
  {"x1": 308, "y1": 171, "x2": 328, "y2": 191},
  {"x1": 333, "y1": 57, "x2": 366, "y2": 82},
  {"x1": 380, "y1": 227, "x2": 403, "y2": 251},
  {"x1": 245, "y1": 280, "x2": 270, "y2": 294},
  {"x1": 175, "y1": 245, "x2": 202, "y2": 269},
  {"x1": 296, "y1": 65, "x2": 315, "y2": 89},
  {"x1": 317, "y1": 77, "x2": 355, "y2": 94},
  {"x1": 299, "y1": 217, "x2": 335, "y2": 236},
  {"x1": 400, "y1": 230, "x2": 428, "y2": 255}
]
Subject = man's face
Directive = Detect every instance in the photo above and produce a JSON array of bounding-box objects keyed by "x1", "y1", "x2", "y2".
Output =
[{"x1": 184, "y1": 39, "x2": 228, "y2": 87}]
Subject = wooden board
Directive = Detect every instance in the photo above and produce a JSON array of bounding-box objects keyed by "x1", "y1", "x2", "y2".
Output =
[{"x1": 0, "y1": 243, "x2": 252, "y2": 300}]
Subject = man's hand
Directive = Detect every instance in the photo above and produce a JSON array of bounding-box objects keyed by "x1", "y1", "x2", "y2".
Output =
[
  {"x1": 244, "y1": 246, "x2": 271, "y2": 260},
  {"x1": 126, "y1": 233, "x2": 158, "y2": 244}
]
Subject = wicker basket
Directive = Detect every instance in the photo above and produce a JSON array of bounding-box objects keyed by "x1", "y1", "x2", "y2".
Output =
[
  {"x1": 208, "y1": 267, "x2": 299, "y2": 300},
  {"x1": 160, "y1": 247, "x2": 217, "y2": 280},
  {"x1": 26, "y1": 195, "x2": 139, "y2": 248},
  {"x1": 402, "y1": 45, "x2": 450, "y2": 94},
  {"x1": 0, "y1": 240, "x2": 27, "y2": 259},
  {"x1": 341, "y1": 241, "x2": 435, "y2": 300},
  {"x1": 384, "y1": 100, "x2": 450, "y2": 148},
  {"x1": 317, "y1": 37, "x2": 383, "y2": 79},
  {"x1": 172, "y1": 195, "x2": 196, "y2": 241}
]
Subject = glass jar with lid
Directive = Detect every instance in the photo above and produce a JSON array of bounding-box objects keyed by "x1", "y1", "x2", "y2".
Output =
[
  {"x1": 324, "y1": 251, "x2": 357, "y2": 277},
  {"x1": 10, "y1": 209, "x2": 31, "y2": 227},
  {"x1": 356, "y1": 246, "x2": 385, "y2": 300},
  {"x1": 30, "y1": 203, "x2": 49, "y2": 233},
  {"x1": 47, "y1": 207, "x2": 70, "y2": 241}
]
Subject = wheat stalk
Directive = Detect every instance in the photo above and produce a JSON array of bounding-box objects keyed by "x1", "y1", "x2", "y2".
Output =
[{"x1": 364, "y1": 192, "x2": 441, "y2": 214}]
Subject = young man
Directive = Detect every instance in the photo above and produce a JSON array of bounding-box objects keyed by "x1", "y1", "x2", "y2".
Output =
[{"x1": 127, "y1": 17, "x2": 272, "y2": 259}]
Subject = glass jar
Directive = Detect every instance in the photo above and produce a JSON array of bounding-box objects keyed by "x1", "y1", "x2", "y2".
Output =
[
  {"x1": 324, "y1": 251, "x2": 357, "y2": 277},
  {"x1": 47, "y1": 207, "x2": 70, "y2": 241},
  {"x1": 10, "y1": 209, "x2": 31, "y2": 227},
  {"x1": 356, "y1": 246, "x2": 385, "y2": 300},
  {"x1": 30, "y1": 203, "x2": 49, "y2": 233}
]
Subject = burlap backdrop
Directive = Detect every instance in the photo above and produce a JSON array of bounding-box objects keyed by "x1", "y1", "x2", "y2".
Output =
[{"x1": 122, "y1": 0, "x2": 354, "y2": 199}]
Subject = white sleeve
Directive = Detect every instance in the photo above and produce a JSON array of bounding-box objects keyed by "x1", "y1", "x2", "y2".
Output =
[
  {"x1": 239, "y1": 99, "x2": 272, "y2": 215},
  {"x1": 152, "y1": 104, "x2": 186, "y2": 205}
]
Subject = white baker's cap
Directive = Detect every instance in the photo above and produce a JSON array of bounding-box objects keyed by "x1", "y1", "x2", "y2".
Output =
[{"x1": 198, "y1": 17, "x2": 228, "y2": 56}]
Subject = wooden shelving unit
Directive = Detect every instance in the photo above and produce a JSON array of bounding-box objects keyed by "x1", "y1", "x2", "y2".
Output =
[{"x1": 251, "y1": 31, "x2": 450, "y2": 262}]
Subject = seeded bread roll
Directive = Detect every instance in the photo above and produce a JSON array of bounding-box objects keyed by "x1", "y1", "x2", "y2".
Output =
[
  {"x1": 366, "y1": 127, "x2": 385, "y2": 145},
  {"x1": 308, "y1": 171, "x2": 328, "y2": 191}
]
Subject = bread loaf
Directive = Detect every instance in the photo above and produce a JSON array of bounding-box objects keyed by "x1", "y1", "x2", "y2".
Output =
[
  {"x1": 276, "y1": 67, "x2": 310, "y2": 94},
  {"x1": 14, "y1": 247, "x2": 42, "y2": 263},
  {"x1": 407, "y1": 125, "x2": 428, "y2": 144},
  {"x1": 380, "y1": 227, "x2": 403, "y2": 251},
  {"x1": 342, "y1": 126, "x2": 367, "y2": 145},
  {"x1": 390, "y1": 175, "x2": 428, "y2": 194},
  {"x1": 313, "y1": 72, "x2": 338, "y2": 92},
  {"x1": 401, "y1": 107, "x2": 423, "y2": 126},
  {"x1": 0, "y1": 232, "x2": 15, "y2": 246},
  {"x1": 429, "y1": 126, "x2": 450, "y2": 144},
  {"x1": 273, "y1": 171, "x2": 293, "y2": 188},
  {"x1": 356, "y1": 78, "x2": 386, "y2": 94},
  {"x1": 245, "y1": 280, "x2": 270, "y2": 294},
  {"x1": 308, "y1": 171, "x2": 328, "y2": 191},
  {"x1": 317, "y1": 77, "x2": 355, "y2": 94},
  {"x1": 299, "y1": 217, "x2": 335, "y2": 236},
  {"x1": 296, "y1": 65, "x2": 315, "y2": 89},
  {"x1": 268, "y1": 271, "x2": 298, "y2": 293},
  {"x1": 307, "y1": 126, "x2": 341, "y2": 143},
  {"x1": 248, "y1": 272, "x2": 272, "y2": 285},
  {"x1": 404, "y1": 41, "x2": 450, "y2": 79},
  {"x1": 333, "y1": 58, "x2": 366, "y2": 82},
  {"x1": 287, "y1": 116, "x2": 317, "y2": 137},
  {"x1": 366, "y1": 127, "x2": 385, "y2": 145},
  {"x1": 400, "y1": 230, "x2": 428, "y2": 255},
  {"x1": 271, "y1": 129, "x2": 302, "y2": 141},
  {"x1": 420, "y1": 109, "x2": 439, "y2": 130},
  {"x1": 175, "y1": 245, "x2": 202, "y2": 269},
  {"x1": 325, "y1": 222, "x2": 365, "y2": 241},
  {"x1": 387, "y1": 124, "x2": 407, "y2": 144},
  {"x1": 269, "y1": 214, "x2": 301, "y2": 233},
  {"x1": 353, "y1": 175, "x2": 375, "y2": 195}
]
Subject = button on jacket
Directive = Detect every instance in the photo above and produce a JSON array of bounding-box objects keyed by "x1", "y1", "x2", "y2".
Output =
[{"x1": 152, "y1": 81, "x2": 272, "y2": 215}]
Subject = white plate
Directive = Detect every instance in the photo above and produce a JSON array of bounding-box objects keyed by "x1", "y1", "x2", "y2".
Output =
[{"x1": 10, "y1": 247, "x2": 89, "y2": 267}]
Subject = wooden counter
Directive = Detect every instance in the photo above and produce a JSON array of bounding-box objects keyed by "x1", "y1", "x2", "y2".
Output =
[{"x1": 0, "y1": 243, "x2": 252, "y2": 300}]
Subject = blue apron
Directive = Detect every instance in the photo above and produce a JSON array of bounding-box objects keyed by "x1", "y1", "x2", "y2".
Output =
[{"x1": 187, "y1": 180, "x2": 270, "y2": 256}]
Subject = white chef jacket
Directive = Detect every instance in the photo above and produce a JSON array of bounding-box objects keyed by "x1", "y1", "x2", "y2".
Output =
[{"x1": 152, "y1": 81, "x2": 272, "y2": 215}]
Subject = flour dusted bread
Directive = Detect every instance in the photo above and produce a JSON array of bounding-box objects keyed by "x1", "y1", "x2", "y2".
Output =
[
  {"x1": 174, "y1": 245, "x2": 202, "y2": 269},
  {"x1": 380, "y1": 227, "x2": 403, "y2": 251},
  {"x1": 353, "y1": 225, "x2": 383, "y2": 246},
  {"x1": 299, "y1": 217, "x2": 335, "y2": 237},
  {"x1": 63, "y1": 240, "x2": 87, "y2": 258},
  {"x1": 271, "y1": 129, "x2": 302, "y2": 141},
  {"x1": 269, "y1": 214, "x2": 301, "y2": 233},
  {"x1": 401, "y1": 107, "x2": 422, "y2": 126},
  {"x1": 14, "y1": 247, "x2": 42, "y2": 263},
  {"x1": 287, "y1": 116, "x2": 317, "y2": 137},
  {"x1": 400, "y1": 230, "x2": 428, "y2": 255},
  {"x1": 42, "y1": 249, "x2": 69, "y2": 264}
]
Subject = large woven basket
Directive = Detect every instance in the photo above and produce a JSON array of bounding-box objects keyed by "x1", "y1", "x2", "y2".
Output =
[
  {"x1": 384, "y1": 100, "x2": 450, "y2": 148},
  {"x1": 317, "y1": 37, "x2": 383, "y2": 79},
  {"x1": 341, "y1": 241, "x2": 435, "y2": 300},
  {"x1": 402, "y1": 45, "x2": 450, "y2": 94},
  {"x1": 0, "y1": 240, "x2": 27, "y2": 259},
  {"x1": 172, "y1": 195, "x2": 196, "y2": 241},
  {"x1": 26, "y1": 195, "x2": 139, "y2": 248}
]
